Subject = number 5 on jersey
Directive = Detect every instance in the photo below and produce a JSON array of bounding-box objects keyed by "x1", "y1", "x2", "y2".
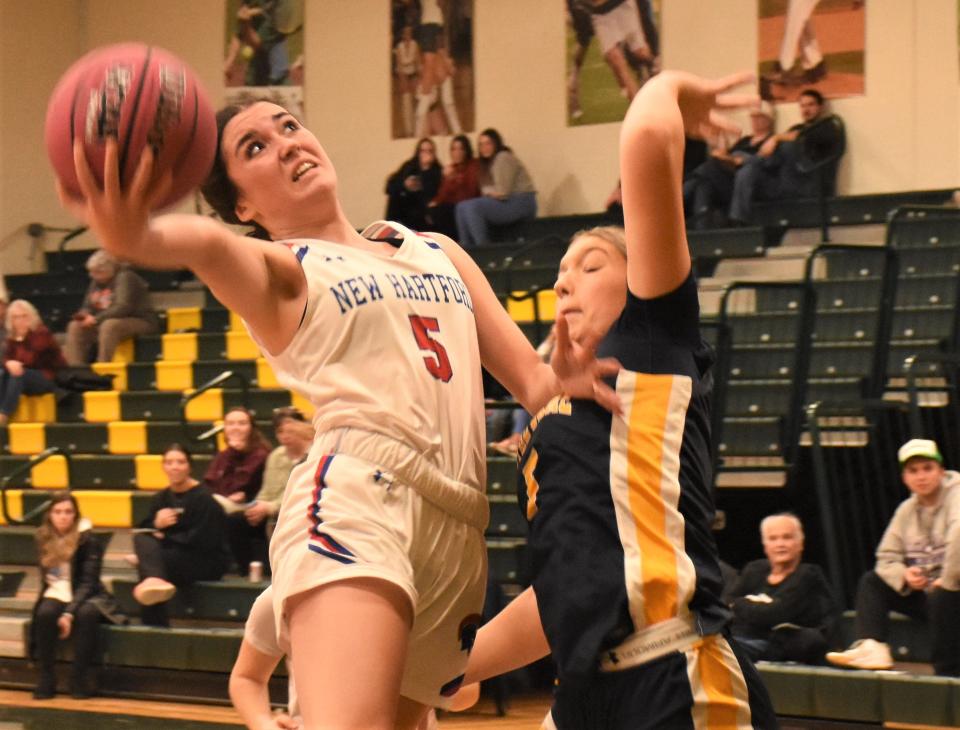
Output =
[{"x1": 409, "y1": 315, "x2": 453, "y2": 382}]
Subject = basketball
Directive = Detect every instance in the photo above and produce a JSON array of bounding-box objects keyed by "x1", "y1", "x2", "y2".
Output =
[{"x1": 44, "y1": 43, "x2": 217, "y2": 210}]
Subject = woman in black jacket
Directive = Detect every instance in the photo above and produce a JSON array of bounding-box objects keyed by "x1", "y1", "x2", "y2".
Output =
[
  {"x1": 32, "y1": 491, "x2": 122, "y2": 699},
  {"x1": 384, "y1": 137, "x2": 442, "y2": 230}
]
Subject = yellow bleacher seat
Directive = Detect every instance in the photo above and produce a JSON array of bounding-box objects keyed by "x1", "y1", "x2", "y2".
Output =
[
  {"x1": 0, "y1": 490, "x2": 23, "y2": 525},
  {"x1": 135, "y1": 454, "x2": 168, "y2": 489},
  {"x1": 256, "y1": 358, "x2": 280, "y2": 388},
  {"x1": 291, "y1": 392, "x2": 316, "y2": 419},
  {"x1": 185, "y1": 387, "x2": 223, "y2": 421},
  {"x1": 229, "y1": 311, "x2": 244, "y2": 333},
  {"x1": 111, "y1": 338, "x2": 135, "y2": 364},
  {"x1": 108, "y1": 421, "x2": 147, "y2": 455},
  {"x1": 166, "y1": 307, "x2": 201, "y2": 333},
  {"x1": 155, "y1": 361, "x2": 194, "y2": 391},
  {"x1": 226, "y1": 331, "x2": 260, "y2": 360},
  {"x1": 536, "y1": 289, "x2": 557, "y2": 322},
  {"x1": 73, "y1": 490, "x2": 132, "y2": 528},
  {"x1": 162, "y1": 333, "x2": 198, "y2": 362},
  {"x1": 31, "y1": 455, "x2": 69, "y2": 489},
  {"x1": 507, "y1": 293, "x2": 536, "y2": 323},
  {"x1": 11, "y1": 394, "x2": 56, "y2": 424},
  {"x1": 92, "y1": 362, "x2": 128, "y2": 391},
  {"x1": 7, "y1": 423, "x2": 45, "y2": 455},
  {"x1": 83, "y1": 391, "x2": 121, "y2": 423}
]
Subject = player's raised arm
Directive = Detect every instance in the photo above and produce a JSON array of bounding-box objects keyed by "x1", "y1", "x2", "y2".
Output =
[
  {"x1": 619, "y1": 71, "x2": 756, "y2": 299},
  {"x1": 57, "y1": 138, "x2": 306, "y2": 356}
]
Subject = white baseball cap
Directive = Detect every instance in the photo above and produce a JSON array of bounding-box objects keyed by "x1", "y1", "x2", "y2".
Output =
[{"x1": 898, "y1": 438, "x2": 942, "y2": 466}]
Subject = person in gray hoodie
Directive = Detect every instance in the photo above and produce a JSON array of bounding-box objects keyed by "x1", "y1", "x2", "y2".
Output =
[{"x1": 827, "y1": 438, "x2": 960, "y2": 675}]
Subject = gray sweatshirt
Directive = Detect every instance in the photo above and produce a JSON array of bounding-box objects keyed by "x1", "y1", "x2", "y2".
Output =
[{"x1": 875, "y1": 470, "x2": 960, "y2": 593}]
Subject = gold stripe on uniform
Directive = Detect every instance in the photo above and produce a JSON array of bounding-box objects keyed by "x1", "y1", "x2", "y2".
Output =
[
  {"x1": 687, "y1": 635, "x2": 752, "y2": 728},
  {"x1": 609, "y1": 370, "x2": 696, "y2": 630}
]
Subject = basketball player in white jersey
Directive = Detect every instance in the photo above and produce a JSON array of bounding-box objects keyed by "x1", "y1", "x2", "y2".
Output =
[{"x1": 58, "y1": 101, "x2": 619, "y2": 729}]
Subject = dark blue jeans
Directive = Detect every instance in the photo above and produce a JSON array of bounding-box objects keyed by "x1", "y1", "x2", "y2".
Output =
[{"x1": 0, "y1": 368, "x2": 56, "y2": 417}]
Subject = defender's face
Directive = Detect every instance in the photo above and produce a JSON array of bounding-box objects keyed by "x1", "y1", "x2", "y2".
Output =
[{"x1": 554, "y1": 236, "x2": 627, "y2": 345}]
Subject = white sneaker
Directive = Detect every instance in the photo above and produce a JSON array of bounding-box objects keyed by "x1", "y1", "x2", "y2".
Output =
[
  {"x1": 132, "y1": 577, "x2": 176, "y2": 606},
  {"x1": 826, "y1": 639, "x2": 894, "y2": 670}
]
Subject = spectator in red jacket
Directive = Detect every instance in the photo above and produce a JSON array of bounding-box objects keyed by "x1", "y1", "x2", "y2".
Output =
[
  {"x1": 428, "y1": 134, "x2": 481, "y2": 239},
  {"x1": 204, "y1": 407, "x2": 271, "y2": 574},
  {"x1": 1, "y1": 300, "x2": 66, "y2": 425}
]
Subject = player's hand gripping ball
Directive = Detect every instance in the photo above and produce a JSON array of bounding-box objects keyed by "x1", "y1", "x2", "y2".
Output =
[{"x1": 45, "y1": 43, "x2": 217, "y2": 210}]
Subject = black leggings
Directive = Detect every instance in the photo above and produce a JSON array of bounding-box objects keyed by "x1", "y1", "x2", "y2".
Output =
[
  {"x1": 133, "y1": 533, "x2": 226, "y2": 626},
  {"x1": 855, "y1": 570, "x2": 960, "y2": 676},
  {"x1": 34, "y1": 598, "x2": 101, "y2": 678}
]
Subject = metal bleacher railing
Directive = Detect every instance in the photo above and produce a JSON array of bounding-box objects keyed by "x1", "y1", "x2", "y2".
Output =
[
  {"x1": 179, "y1": 370, "x2": 250, "y2": 446},
  {"x1": 0, "y1": 447, "x2": 71, "y2": 526}
]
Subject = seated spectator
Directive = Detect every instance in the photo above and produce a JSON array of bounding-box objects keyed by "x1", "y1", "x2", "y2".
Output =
[
  {"x1": 427, "y1": 134, "x2": 480, "y2": 239},
  {"x1": 1, "y1": 299, "x2": 67, "y2": 426},
  {"x1": 205, "y1": 407, "x2": 271, "y2": 574},
  {"x1": 455, "y1": 128, "x2": 537, "y2": 247},
  {"x1": 385, "y1": 137, "x2": 443, "y2": 231},
  {"x1": 64, "y1": 250, "x2": 159, "y2": 365},
  {"x1": 31, "y1": 492, "x2": 124, "y2": 699},
  {"x1": 684, "y1": 101, "x2": 775, "y2": 229},
  {"x1": 729, "y1": 513, "x2": 837, "y2": 664},
  {"x1": 729, "y1": 89, "x2": 844, "y2": 224},
  {"x1": 132, "y1": 444, "x2": 229, "y2": 626},
  {"x1": 0, "y1": 294, "x2": 8, "y2": 343},
  {"x1": 827, "y1": 439, "x2": 960, "y2": 675},
  {"x1": 226, "y1": 407, "x2": 313, "y2": 577}
]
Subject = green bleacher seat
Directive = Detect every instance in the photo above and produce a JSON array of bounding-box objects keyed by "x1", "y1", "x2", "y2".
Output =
[
  {"x1": 110, "y1": 577, "x2": 266, "y2": 622},
  {"x1": 487, "y1": 497, "x2": 527, "y2": 538}
]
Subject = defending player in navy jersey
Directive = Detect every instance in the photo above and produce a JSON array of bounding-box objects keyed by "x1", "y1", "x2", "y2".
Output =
[{"x1": 455, "y1": 72, "x2": 778, "y2": 729}]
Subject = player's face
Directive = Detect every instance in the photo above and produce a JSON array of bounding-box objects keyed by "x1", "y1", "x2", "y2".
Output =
[
  {"x1": 798, "y1": 95, "x2": 822, "y2": 122},
  {"x1": 761, "y1": 517, "x2": 803, "y2": 568},
  {"x1": 554, "y1": 236, "x2": 627, "y2": 345},
  {"x1": 221, "y1": 102, "x2": 337, "y2": 230},
  {"x1": 224, "y1": 410, "x2": 253, "y2": 449},
  {"x1": 162, "y1": 450, "x2": 192, "y2": 486},
  {"x1": 902, "y1": 458, "x2": 945, "y2": 502}
]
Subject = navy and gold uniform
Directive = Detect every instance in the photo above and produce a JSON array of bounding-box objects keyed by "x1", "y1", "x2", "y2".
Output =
[{"x1": 518, "y1": 273, "x2": 777, "y2": 729}]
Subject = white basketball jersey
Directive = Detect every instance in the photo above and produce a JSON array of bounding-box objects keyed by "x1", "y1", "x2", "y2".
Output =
[{"x1": 253, "y1": 222, "x2": 486, "y2": 491}]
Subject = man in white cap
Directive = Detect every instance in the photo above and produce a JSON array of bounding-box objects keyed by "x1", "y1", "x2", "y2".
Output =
[{"x1": 827, "y1": 439, "x2": 960, "y2": 674}]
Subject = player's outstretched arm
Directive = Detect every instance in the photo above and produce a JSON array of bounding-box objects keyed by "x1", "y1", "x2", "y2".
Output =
[
  {"x1": 229, "y1": 640, "x2": 295, "y2": 730},
  {"x1": 434, "y1": 234, "x2": 620, "y2": 415},
  {"x1": 57, "y1": 138, "x2": 307, "y2": 355},
  {"x1": 620, "y1": 71, "x2": 755, "y2": 299},
  {"x1": 461, "y1": 587, "x2": 550, "y2": 685}
]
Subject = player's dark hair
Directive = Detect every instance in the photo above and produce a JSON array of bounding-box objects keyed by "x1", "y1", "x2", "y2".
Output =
[
  {"x1": 451, "y1": 134, "x2": 473, "y2": 161},
  {"x1": 799, "y1": 88, "x2": 824, "y2": 106},
  {"x1": 200, "y1": 103, "x2": 272, "y2": 240}
]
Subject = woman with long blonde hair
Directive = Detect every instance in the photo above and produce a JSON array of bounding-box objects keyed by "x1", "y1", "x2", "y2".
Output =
[{"x1": 32, "y1": 491, "x2": 121, "y2": 699}]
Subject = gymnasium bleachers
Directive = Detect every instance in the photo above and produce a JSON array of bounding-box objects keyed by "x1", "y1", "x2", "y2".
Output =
[{"x1": 3, "y1": 188, "x2": 960, "y2": 725}]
